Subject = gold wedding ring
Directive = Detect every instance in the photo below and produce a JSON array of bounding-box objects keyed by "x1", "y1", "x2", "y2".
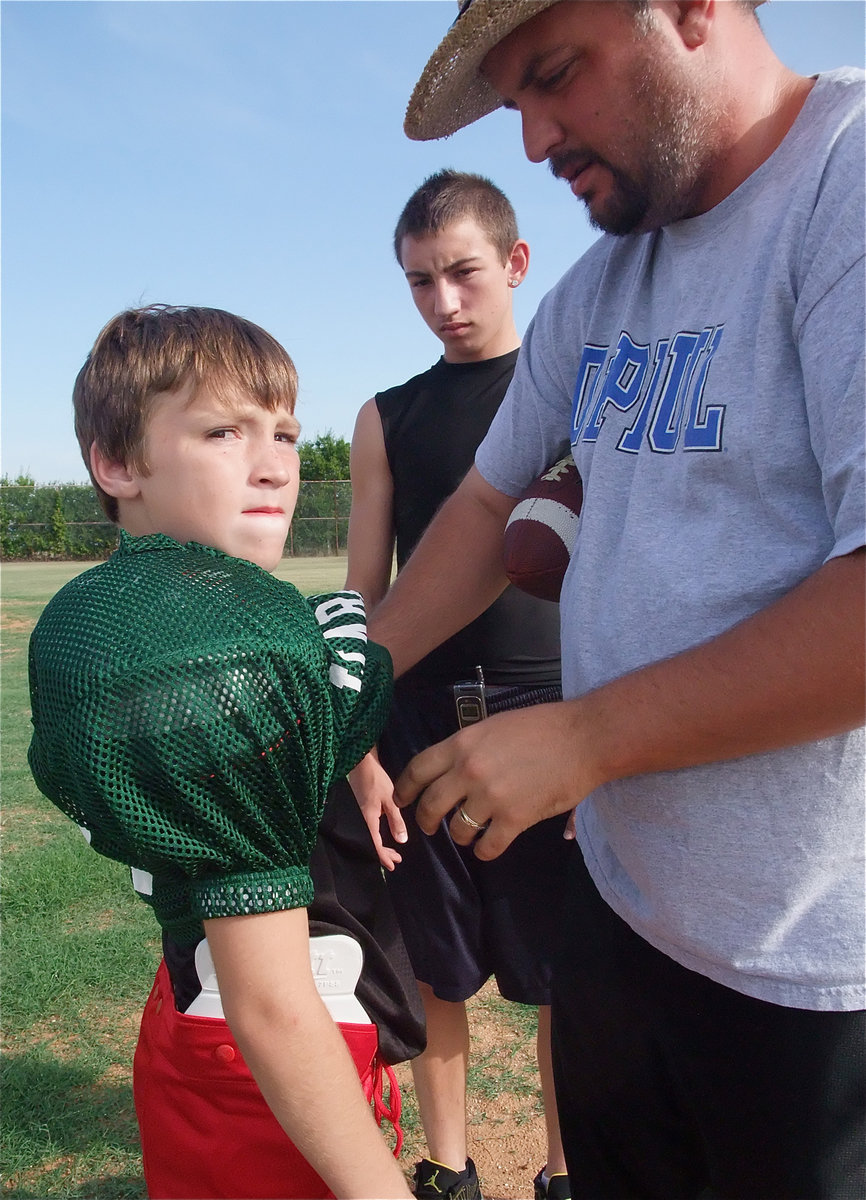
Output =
[{"x1": 456, "y1": 803, "x2": 486, "y2": 831}]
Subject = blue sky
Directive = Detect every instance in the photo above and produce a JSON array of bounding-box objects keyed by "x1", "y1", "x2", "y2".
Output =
[{"x1": 2, "y1": 0, "x2": 863, "y2": 484}]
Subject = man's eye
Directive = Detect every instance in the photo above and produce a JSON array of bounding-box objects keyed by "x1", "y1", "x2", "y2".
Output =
[
  {"x1": 538, "y1": 61, "x2": 574, "y2": 91},
  {"x1": 275, "y1": 431, "x2": 298, "y2": 444},
  {"x1": 207, "y1": 428, "x2": 235, "y2": 440}
]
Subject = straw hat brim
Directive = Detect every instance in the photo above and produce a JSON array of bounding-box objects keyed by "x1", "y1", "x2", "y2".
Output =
[
  {"x1": 404, "y1": 0, "x2": 561, "y2": 142},
  {"x1": 404, "y1": 0, "x2": 767, "y2": 143}
]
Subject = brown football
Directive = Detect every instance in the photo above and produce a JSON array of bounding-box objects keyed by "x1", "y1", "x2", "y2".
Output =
[{"x1": 503, "y1": 453, "x2": 582, "y2": 602}]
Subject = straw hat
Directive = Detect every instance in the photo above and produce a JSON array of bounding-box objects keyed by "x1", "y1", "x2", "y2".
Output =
[
  {"x1": 404, "y1": 0, "x2": 560, "y2": 141},
  {"x1": 404, "y1": 0, "x2": 765, "y2": 142}
]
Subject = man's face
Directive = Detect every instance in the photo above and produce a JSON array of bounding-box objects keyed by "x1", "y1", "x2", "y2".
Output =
[
  {"x1": 400, "y1": 218, "x2": 520, "y2": 362},
  {"x1": 121, "y1": 381, "x2": 300, "y2": 571},
  {"x1": 481, "y1": 1, "x2": 720, "y2": 235}
]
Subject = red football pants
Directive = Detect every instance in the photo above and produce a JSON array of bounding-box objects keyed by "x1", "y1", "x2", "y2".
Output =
[{"x1": 133, "y1": 958, "x2": 400, "y2": 1199}]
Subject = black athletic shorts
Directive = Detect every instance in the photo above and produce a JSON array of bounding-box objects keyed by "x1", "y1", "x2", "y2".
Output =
[
  {"x1": 378, "y1": 681, "x2": 575, "y2": 1006},
  {"x1": 551, "y1": 850, "x2": 866, "y2": 1199},
  {"x1": 163, "y1": 779, "x2": 426, "y2": 1066}
]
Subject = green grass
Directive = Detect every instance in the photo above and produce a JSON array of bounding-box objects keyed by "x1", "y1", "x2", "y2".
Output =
[
  {"x1": 466, "y1": 992, "x2": 542, "y2": 1120},
  {"x1": 2, "y1": 565, "x2": 159, "y2": 1196}
]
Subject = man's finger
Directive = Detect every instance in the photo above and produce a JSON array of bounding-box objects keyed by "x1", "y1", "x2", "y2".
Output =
[
  {"x1": 394, "y1": 734, "x2": 459, "y2": 808},
  {"x1": 413, "y1": 770, "x2": 478, "y2": 834},
  {"x1": 446, "y1": 812, "x2": 523, "y2": 861}
]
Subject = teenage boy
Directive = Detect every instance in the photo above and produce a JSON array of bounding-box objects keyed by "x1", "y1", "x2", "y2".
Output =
[
  {"x1": 347, "y1": 171, "x2": 572, "y2": 1200},
  {"x1": 28, "y1": 305, "x2": 412, "y2": 1200}
]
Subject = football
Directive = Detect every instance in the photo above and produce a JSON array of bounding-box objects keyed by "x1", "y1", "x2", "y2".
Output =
[{"x1": 503, "y1": 453, "x2": 582, "y2": 602}]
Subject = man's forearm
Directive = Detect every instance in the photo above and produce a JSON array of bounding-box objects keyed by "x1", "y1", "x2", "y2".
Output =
[
  {"x1": 399, "y1": 548, "x2": 865, "y2": 858},
  {"x1": 583, "y1": 547, "x2": 865, "y2": 785},
  {"x1": 369, "y1": 466, "x2": 515, "y2": 676}
]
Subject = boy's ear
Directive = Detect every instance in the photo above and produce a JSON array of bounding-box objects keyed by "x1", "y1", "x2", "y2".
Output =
[
  {"x1": 507, "y1": 239, "x2": 530, "y2": 288},
  {"x1": 89, "y1": 442, "x2": 141, "y2": 500}
]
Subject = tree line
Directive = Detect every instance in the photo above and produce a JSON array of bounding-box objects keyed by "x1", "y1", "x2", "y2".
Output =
[{"x1": 1, "y1": 434, "x2": 352, "y2": 560}]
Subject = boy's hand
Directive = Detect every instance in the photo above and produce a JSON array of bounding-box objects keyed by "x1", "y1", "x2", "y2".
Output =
[{"x1": 348, "y1": 751, "x2": 408, "y2": 871}]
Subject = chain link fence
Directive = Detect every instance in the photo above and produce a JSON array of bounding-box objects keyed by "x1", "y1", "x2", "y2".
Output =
[{"x1": 0, "y1": 481, "x2": 352, "y2": 560}]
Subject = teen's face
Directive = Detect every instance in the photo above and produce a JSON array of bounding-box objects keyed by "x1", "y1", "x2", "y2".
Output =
[
  {"x1": 482, "y1": 2, "x2": 719, "y2": 235},
  {"x1": 125, "y1": 382, "x2": 300, "y2": 572},
  {"x1": 400, "y1": 218, "x2": 524, "y2": 362}
]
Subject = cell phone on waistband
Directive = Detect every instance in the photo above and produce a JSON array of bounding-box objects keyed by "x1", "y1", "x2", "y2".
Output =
[{"x1": 453, "y1": 666, "x2": 488, "y2": 728}]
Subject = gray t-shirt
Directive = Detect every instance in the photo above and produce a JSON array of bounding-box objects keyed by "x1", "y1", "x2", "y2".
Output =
[{"x1": 477, "y1": 69, "x2": 865, "y2": 1011}]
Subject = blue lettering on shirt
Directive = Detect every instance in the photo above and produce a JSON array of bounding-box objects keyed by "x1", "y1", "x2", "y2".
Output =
[{"x1": 571, "y1": 326, "x2": 726, "y2": 455}]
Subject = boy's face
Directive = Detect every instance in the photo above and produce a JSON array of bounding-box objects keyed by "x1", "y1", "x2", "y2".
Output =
[
  {"x1": 112, "y1": 381, "x2": 300, "y2": 572},
  {"x1": 400, "y1": 217, "x2": 526, "y2": 363}
]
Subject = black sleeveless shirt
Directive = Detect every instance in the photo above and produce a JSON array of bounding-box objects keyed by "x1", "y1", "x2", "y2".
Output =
[{"x1": 376, "y1": 351, "x2": 561, "y2": 686}]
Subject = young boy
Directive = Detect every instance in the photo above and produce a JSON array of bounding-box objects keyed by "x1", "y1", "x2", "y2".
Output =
[
  {"x1": 347, "y1": 172, "x2": 573, "y2": 1200},
  {"x1": 27, "y1": 305, "x2": 412, "y2": 1200}
]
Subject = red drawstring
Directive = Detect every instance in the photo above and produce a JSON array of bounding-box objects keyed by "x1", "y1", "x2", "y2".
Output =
[{"x1": 368, "y1": 1054, "x2": 403, "y2": 1157}]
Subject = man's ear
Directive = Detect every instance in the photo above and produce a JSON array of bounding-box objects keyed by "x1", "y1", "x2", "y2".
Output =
[
  {"x1": 507, "y1": 239, "x2": 530, "y2": 288},
  {"x1": 90, "y1": 442, "x2": 142, "y2": 500}
]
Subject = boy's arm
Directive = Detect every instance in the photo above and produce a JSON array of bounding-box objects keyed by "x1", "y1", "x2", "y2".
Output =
[
  {"x1": 204, "y1": 908, "x2": 410, "y2": 1199},
  {"x1": 346, "y1": 398, "x2": 396, "y2": 608}
]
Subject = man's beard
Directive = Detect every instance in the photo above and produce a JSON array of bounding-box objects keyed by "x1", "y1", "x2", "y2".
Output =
[
  {"x1": 550, "y1": 44, "x2": 720, "y2": 236},
  {"x1": 548, "y1": 150, "x2": 656, "y2": 236}
]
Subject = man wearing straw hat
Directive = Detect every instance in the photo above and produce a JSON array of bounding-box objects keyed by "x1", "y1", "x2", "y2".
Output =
[{"x1": 370, "y1": 2, "x2": 865, "y2": 1196}]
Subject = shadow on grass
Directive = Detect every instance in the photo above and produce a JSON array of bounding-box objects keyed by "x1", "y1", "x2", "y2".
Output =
[{"x1": 1, "y1": 1051, "x2": 145, "y2": 1199}]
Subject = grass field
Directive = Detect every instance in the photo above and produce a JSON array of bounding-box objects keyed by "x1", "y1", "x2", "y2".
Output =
[{"x1": 1, "y1": 557, "x2": 543, "y2": 1198}]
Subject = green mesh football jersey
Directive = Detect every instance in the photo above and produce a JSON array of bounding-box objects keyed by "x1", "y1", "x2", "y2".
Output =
[{"x1": 28, "y1": 532, "x2": 393, "y2": 944}]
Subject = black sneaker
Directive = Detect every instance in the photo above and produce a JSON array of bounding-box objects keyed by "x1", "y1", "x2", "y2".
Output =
[
  {"x1": 533, "y1": 1168, "x2": 571, "y2": 1200},
  {"x1": 413, "y1": 1157, "x2": 482, "y2": 1200}
]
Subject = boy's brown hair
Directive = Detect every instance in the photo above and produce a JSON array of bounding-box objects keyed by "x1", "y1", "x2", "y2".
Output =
[
  {"x1": 74, "y1": 305, "x2": 299, "y2": 522},
  {"x1": 393, "y1": 169, "x2": 519, "y2": 267}
]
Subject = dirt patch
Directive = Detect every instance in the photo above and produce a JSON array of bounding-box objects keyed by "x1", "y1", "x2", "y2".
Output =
[
  {"x1": 3, "y1": 1156, "x2": 77, "y2": 1194},
  {"x1": 1, "y1": 805, "x2": 62, "y2": 852},
  {"x1": 1, "y1": 616, "x2": 34, "y2": 632},
  {"x1": 62, "y1": 908, "x2": 128, "y2": 934},
  {"x1": 15, "y1": 1002, "x2": 142, "y2": 1063}
]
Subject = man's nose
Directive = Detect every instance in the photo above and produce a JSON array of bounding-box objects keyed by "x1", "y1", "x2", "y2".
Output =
[{"x1": 522, "y1": 106, "x2": 565, "y2": 164}]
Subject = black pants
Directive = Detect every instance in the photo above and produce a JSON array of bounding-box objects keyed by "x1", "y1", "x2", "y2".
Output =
[
  {"x1": 552, "y1": 852, "x2": 866, "y2": 1200},
  {"x1": 379, "y1": 681, "x2": 575, "y2": 1004}
]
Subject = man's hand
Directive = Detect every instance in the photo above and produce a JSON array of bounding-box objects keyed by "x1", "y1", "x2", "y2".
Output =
[
  {"x1": 395, "y1": 548, "x2": 866, "y2": 861},
  {"x1": 348, "y1": 750, "x2": 408, "y2": 871},
  {"x1": 395, "y1": 702, "x2": 592, "y2": 859}
]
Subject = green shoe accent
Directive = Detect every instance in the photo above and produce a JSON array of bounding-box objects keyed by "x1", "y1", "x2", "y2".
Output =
[{"x1": 413, "y1": 1157, "x2": 483, "y2": 1200}]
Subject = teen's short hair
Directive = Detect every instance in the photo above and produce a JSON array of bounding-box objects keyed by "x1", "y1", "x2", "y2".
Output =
[
  {"x1": 74, "y1": 305, "x2": 299, "y2": 521},
  {"x1": 393, "y1": 169, "x2": 519, "y2": 266}
]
